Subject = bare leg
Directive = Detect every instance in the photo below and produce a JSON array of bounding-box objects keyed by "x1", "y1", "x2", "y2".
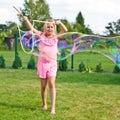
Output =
[
  {"x1": 48, "y1": 76, "x2": 56, "y2": 114},
  {"x1": 40, "y1": 78, "x2": 48, "y2": 110}
]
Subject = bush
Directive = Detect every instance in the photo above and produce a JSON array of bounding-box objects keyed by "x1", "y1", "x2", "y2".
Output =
[
  {"x1": 58, "y1": 59, "x2": 68, "y2": 71},
  {"x1": 58, "y1": 49, "x2": 68, "y2": 71},
  {"x1": 113, "y1": 65, "x2": 120, "y2": 73},
  {"x1": 79, "y1": 61, "x2": 86, "y2": 72},
  {"x1": 27, "y1": 55, "x2": 36, "y2": 69},
  {"x1": 0, "y1": 55, "x2": 6, "y2": 68},
  {"x1": 95, "y1": 62, "x2": 103, "y2": 73}
]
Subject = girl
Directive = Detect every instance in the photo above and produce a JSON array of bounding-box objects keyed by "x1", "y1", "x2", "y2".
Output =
[{"x1": 23, "y1": 16, "x2": 67, "y2": 114}]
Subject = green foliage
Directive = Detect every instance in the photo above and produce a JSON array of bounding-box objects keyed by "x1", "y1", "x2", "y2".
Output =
[
  {"x1": 58, "y1": 49, "x2": 68, "y2": 71},
  {"x1": 12, "y1": 55, "x2": 22, "y2": 69},
  {"x1": 105, "y1": 19, "x2": 120, "y2": 36},
  {"x1": 79, "y1": 61, "x2": 86, "y2": 72},
  {"x1": 0, "y1": 22, "x2": 17, "y2": 43},
  {"x1": 58, "y1": 59, "x2": 68, "y2": 71},
  {"x1": 76, "y1": 11, "x2": 85, "y2": 26},
  {"x1": 27, "y1": 55, "x2": 36, "y2": 69},
  {"x1": 85, "y1": 66, "x2": 93, "y2": 73},
  {"x1": 95, "y1": 62, "x2": 103, "y2": 73},
  {"x1": 79, "y1": 62, "x2": 103, "y2": 73},
  {"x1": 0, "y1": 24, "x2": 7, "y2": 32},
  {"x1": 73, "y1": 11, "x2": 93, "y2": 34},
  {"x1": 20, "y1": 0, "x2": 51, "y2": 30},
  {"x1": 6, "y1": 21, "x2": 18, "y2": 35},
  {"x1": 113, "y1": 65, "x2": 120, "y2": 73},
  {"x1": 0, "y1": 32, "x2": 7, "y2": 45},
  {"x1": 0, "y1": 55, "x2": 6, "y2": 68},
  {"x1": 0, "y1": 22, "x2": 17, "y2": 50}
]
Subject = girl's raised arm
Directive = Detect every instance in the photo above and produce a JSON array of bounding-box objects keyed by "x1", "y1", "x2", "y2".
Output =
[
  {"x1": 55, "y1": 20, "x2": 68, "y2": 35},
  {"x1": 23, "y1": 16, "x2": 41, "y2": 35}
]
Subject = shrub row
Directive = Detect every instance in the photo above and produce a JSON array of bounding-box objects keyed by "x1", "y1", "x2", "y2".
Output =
[{"x1": 0, "y1": 55, "x2": 120, "y2": 73}]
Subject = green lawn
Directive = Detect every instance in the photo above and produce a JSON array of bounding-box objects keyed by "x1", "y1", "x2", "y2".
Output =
[{"x1": 0, "y1": 50, "x2": 120, "y2": 120}]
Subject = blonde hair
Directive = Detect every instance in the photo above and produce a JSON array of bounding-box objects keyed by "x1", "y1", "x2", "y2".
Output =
[{"x1": 44, "y1": 19, "x2": 57, "y2": 33}]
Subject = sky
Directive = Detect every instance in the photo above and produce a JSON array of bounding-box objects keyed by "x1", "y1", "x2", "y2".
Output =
[{"x1": 0, "y1": 0, "x2": 120, "y2": 35}]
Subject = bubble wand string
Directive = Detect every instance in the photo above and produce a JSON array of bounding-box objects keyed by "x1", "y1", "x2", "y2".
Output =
[{"x1": 13, "y1": 6, "x2": 35, "y2": 54}]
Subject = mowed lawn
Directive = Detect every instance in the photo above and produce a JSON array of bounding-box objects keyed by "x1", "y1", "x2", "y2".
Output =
[{"x1": 0, "y1": 51, "x2": 120, "y2": 120}]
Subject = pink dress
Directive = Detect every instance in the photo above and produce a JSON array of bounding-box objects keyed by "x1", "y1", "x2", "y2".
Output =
[{"x1": 37, "y1": 33, "x2": 58, "y2": 78}]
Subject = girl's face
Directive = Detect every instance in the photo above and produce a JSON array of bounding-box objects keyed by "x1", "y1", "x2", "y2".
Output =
[{"x1": 44, "y1": 22, "x2": 55, "y2": 36}]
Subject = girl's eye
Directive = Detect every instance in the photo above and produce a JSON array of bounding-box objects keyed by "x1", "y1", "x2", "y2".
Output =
[{"x1": 47, "y1": 26, "x2": 53, "y2": 28}]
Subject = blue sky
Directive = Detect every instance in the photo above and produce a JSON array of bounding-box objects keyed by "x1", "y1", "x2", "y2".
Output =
[{"x1": 0, "y1": 0, "x2": 120, "y2": 35}]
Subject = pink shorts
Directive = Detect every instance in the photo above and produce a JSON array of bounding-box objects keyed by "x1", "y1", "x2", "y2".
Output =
[{"x1": 37, "y1": 58, "x2": 57, "y2": 79}]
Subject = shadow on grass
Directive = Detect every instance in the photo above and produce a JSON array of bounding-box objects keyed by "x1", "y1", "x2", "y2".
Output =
[
  {"x1": 57, "y1": 72, "x2": 120, "y2": 85},
  {"x1": 0, "y1": 102, "x2": 38, "y2": 111}
]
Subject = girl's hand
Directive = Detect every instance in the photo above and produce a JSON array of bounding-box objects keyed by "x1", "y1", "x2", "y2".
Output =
[
  {"x1": 55, "y1": 20, "x2": 61, "y2": 25},
  {"x1": 23, "y1": 16, "x2": 28, "y2": 22},
  {"x1": 55, "y1": 19, "x2": 68, "y2": 34}
]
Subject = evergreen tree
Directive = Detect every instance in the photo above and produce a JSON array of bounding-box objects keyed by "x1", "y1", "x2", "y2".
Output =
[
  {"x1": 79, "y1": 61, "x2": 86, "y2": 72},
  {"x1": 73, "y1": 11, "x2": 93, "y2": 34},
  {"x1": 12, "y1": 55, "x2": 22, "y2": 69},
  {"x1": 0, "y1": 55, "x2": 6, "y2": 68},
  {"x1": 76, "y1": 12, "x2": 85, "y2": 27},
  {"x1": 113, "y1": 65, "x2": 120, "y2": 73},
  {"x1": 27, "y1": 55, "x2": 36, "y2": 69},
  {"x1": 58, "y1": 50, "x2": 68, "y2": 71}
]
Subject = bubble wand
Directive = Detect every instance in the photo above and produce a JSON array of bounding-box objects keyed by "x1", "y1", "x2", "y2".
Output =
[{"x1": 13, "y1": 6, "x2": 24, "y2": 17}]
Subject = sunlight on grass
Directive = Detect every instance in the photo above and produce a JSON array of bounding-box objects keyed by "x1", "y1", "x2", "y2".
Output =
[{"x1": 0, "y1": 69, "x2": 120, "y2": 120}]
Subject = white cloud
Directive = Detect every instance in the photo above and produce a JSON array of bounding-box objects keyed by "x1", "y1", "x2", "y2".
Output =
[
  {"x1": 0, "y1": 0, "x2": 24, "y2": 24},
  {"x1": 0, "y1": 8, "x2": 11, "y2": 24}
]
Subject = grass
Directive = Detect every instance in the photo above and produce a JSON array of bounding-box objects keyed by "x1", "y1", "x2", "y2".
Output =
[
  {"x1": 0, "y1": 69, "x2": 120, "y2": 120},
  {"x1": 0, "y1": 50, "x2": 120, "y2": 120}
]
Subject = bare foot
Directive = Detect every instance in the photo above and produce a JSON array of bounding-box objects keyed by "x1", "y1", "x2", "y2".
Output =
[
  {"x1": 42, "y1": 105, "x2": 47, "y2": 110},
  {"x1": 50, "y1": 109, "x2": 56, "y2": 115}
]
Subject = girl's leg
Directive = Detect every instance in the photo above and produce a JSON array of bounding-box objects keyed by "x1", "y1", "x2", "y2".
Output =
[
  {"x1": 40, "y1": 78, "x2": 48, "y2": 110},
  {"x1": 47, "y1": 76, "x2": 56, "y2": 114}
]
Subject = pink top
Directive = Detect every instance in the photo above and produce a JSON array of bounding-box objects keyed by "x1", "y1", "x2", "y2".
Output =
[{"x1": 38, "y1": 33, "x2": 58, "y2": 62}]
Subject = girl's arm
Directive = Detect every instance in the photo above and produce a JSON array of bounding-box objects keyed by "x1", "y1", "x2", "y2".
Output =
[
  {"x1": 23, "y1": 16, "x2": 41, "y2": 35},
  {"x1": 56, "y1": 20, "x2": 68, "y2": 35}
]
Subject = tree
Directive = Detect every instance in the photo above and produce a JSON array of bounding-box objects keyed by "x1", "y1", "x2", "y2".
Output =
[
  {"x1": 0, "y1": 22, "x2": 17, "y2": 50},
  {"x1": 0, "y1": 55, "x2": 6, "y2": 68},
  {"x1": 0, "y1": 24, "x2": 7, "y2": 32},
  {"x1": 105, "y1": 19, "x2": 120, "y2": 36},
  {"x1": 73, "y1": 11, "x2": 93, "y2": 34},
  {"x1": 0, "y1": 32, "x2": 7, "y2": 45},
  {"x1": 12, "y1": 55, "x2": 22, "y2": 69},
  {"x1": 76, "y1": 12, "x2": 85, "y2": 27},
  {"x1": 20, "y1": 0, "x2": 51, "y2": 30},
  {"x1": 6, "y1": 21, "x2": 18, "y2": 35},
  {"x1": 58, "y1": 50, "x2": 68, "y2": 71},
  {"x1": 27, "y1": 55, "x2": 36, "y2": 69}
]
